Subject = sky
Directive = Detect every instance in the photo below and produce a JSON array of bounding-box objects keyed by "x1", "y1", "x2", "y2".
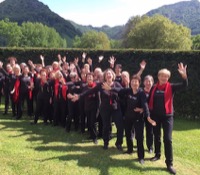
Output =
[{"x1": 1, "y1": 0, "x2": 190, "y2": 27}]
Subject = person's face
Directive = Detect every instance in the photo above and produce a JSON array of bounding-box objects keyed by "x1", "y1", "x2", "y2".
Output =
[
  {"x1": 115, "y1": 66, "x2": 121, "y2": 74},
  {"x1": 144, "y1": 78, "x2": 153, "y2": 89},
  {"x1": 41, "y1": 72, "x2": 47, "y2": 81},
  {"x1": 14, "y1": 67, "x2": 20, "y2": 76},
  {"x1": 158, "y1": 73, "x2": 169, "y2": 85},
  {"x1": 23, "y1": 67, "x2": 29, "y2": 74},
  {"x1": 131, "y1": 79, "x2": 140, "y2": 91},
  {"x1": 105, "y1": 70, "x2": 113, "y2": 81},
  {"x1": 87, "y1": 75, "x2": 93, "y2": 84},
  {"x1": 122, "y1": 74, "x2": 129, "y2": 84}
]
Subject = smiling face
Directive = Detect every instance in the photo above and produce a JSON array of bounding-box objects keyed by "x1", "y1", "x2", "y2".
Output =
[
  {"x1": 143, "y1": 76, "x2": 154, "y2": 90},
  {"x1": 104, "y1": 69, "x2": 115, "y2": 82},
  {"x1": 131, "y1": 78, "x2": 140, "y2": 91}
]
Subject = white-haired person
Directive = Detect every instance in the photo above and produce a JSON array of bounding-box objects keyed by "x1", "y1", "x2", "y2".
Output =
[{"x1": 148, "y1": 63, "x2": 188, "y2": 174}]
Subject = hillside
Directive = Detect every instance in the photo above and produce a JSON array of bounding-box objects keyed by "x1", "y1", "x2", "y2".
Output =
[
  {"x1": 146, "y1": 0, "x2": 200, "y2": 35},
  {"x1": 70, "y1": 21, "x2": 125, "y2": 40},
  {"x1": 0, "y1": 0, "x2": 81, "y2": 41}
]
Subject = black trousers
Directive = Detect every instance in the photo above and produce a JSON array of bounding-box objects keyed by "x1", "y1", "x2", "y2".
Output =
[
  {"x1": 19, "y1": 92, "x2": 32, "y2": 117},
  {"x1": 144, "y1": 117, "x2": 154, "y2": 151},
  {"x1": 66, "y1": 101, "x2": 80, "y2": 131},
  {"x1": 53, "y1": 98, "x2": 67, "y2": 127},
  {"x1": 4, "y1": 88, "x2": 10, "y2": 114},
  {"x1": 125, "y1": 116, "x2": 144, "y2": 159},
  {"x1": 34, "y1": 97, "x2": 49, "y2": 123},
  {"x1": 100, "y1": 107, "x2": 124, "y2": 146},
  {"x1": 85, "y1": 108, "x2": 98, "y2": 140},
  {"x1": 152, "y1": 115, "x2": 174, "y2": 166}
]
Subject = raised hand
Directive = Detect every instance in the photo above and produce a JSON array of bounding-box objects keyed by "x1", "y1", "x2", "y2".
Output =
[
  {"x1": 40, "y1": 55, "x2": 44, "y2": 61},
  {"x1": 178, "y1": 62, "x2": 187, "y2": 79},
  {"x1": 140, "y1": 60, "x2": 146, "y2": 70},
  {"x1": 98, "y1": 55, "x2": 104, "y2": 63},
  {"x1": 102, "y1": 82, "x2": 111, "y2": 91},
  {"x1": 108, "y1": 56, "x2": 116, "y2": 68}
]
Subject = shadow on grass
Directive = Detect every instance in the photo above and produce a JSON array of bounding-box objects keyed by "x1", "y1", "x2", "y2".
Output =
[{"x1": 0, "y1": 115, "x2": 177, "y2": 174}]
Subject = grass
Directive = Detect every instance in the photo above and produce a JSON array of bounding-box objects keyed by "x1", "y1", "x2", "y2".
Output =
[{"x1": 0, "y1": 105, "x2": 200, "y2": 175}]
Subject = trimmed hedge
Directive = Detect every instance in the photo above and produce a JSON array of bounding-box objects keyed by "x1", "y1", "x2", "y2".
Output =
[{"x1": 0, "y1": 47, "x2": 200, "y2": 119}]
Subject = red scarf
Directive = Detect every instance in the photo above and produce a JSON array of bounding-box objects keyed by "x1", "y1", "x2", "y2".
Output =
[
  {"x1": 29, "y1": 78, "x2": 33, "y2": 100},
  {"x1": 54, "y1": 79, "x2": 59, "y2": 98},
  {"x1": 62, "y1": 85, "x2": 68, "y2": 100},
  {"x1": 13, "y1": 77, "x2": 20, "y2": 103},
  {"x1": 149, "y1": 82, "x2": 173, "y2": 114},
  {"x1": 88, "y1": 82, "x2": 96, "y2": 88}
]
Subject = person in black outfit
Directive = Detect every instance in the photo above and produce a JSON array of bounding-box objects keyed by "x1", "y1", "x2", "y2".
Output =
[
  {"x1": 109, "y1": 75, "x2": 150, "y2": 164},
  {"x1": 73, "y1": 68, "x2": 124, "y2": 151},
  {"x1": 148, "y1": 63, "x2": 188, "y2": 174},
  {"x1": 82, "y1": 73, "x2": 100, "y2": 144},
  {"x1": 32, "y1": 69, "x2": 52, "y2": 124},
  {"x1": 0, "y1": 62, "x2": 13, "y2": 115},
  {"x1": 143, "y1": 75, "x2": 154, "y2": 154}
]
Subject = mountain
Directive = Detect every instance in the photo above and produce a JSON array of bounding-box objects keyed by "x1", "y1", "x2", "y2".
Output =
[
  {"x1": 146, "y1": 0, "x2": 200, "y2": 35},
  {"x1": 0, "y1": 0, "x2": 81, "y2": 41},
  {"x1": 70, "y1": 21, "x2": 125, "y2": 40}
]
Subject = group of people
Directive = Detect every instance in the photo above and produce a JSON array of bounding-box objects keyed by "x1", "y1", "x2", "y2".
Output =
[{"x1": 0, "y1": 53, "x2": 188, "y2": 174}]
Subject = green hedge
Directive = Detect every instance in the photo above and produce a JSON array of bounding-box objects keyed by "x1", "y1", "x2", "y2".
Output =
[{"x1": 0, "y1": 47, "x2": 200, "y2": 119}]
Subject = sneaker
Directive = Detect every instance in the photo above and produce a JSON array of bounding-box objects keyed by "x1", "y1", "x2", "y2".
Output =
[
  {"x1": 148, "y1": 148, "x2": 153, "y2": 154},
  {"x1": 167, "y1": 165, "x2": 176, "y2": 174},
  {"x1": 150, "y1": 156, "x2": 160, "y2": 161},
  {"x1": 139, "y1": 159, "x2": 145, "y2": 165}
]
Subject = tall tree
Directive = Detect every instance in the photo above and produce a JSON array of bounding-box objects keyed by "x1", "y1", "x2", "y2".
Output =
[
  {"x1": 73, "y1": 31, "x2": 110, "y2": 49},
  {"x1": 124, "y1": 15, "x2": 192, "y2": 50}
]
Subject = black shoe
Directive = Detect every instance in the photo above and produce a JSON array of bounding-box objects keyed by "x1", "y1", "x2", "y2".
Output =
[
  {"x1": 139, "y1": 159, "x2": 145, "y2": 165},
  {"x1": 115, "y1": 143, "x2": 123, "y2": 151},
  {"x1": 30, "y1": 122, "x2": 37, "y2": 125},
  {"x1": 123, "y1": 150, "x2": 133, "y2": 154},
  {"x1": 103, "y1": 144, "x2": 108, "y2": 150},
  {"x1": 167, "y1": 165, "x2": 176, "y2": 174},
  {"x1": 150, "y1": 156, "x2": 160, "y2": 161}
]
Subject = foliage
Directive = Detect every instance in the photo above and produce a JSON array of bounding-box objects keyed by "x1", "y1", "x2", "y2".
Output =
[
  {"x1": 191, "y1": 34, "x2": 200, "y2": 50},
  {"x1": 72, "y1": 31, "x2": 111, "y2": 49},
  {"x1": 123, "y1": 15, "x2": 192, "y2": 50},
  {"x1": 0, "y1": 19, "x2": 67, "y2": 48}
]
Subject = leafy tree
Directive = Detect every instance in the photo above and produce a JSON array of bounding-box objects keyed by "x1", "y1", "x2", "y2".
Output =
[
  {"x1": 72, "y1": 31, "x2": 110, "y2": 49},
  {"x1": 124, "y1": 15, "x2": 192, "y2": 50},
  {"x1": 0, "y1": 19, "x2": 22, "y2": 47},
  {"x1": 191, "y1": 34, "x2": 200, "y2": 50},
  {"x1": 20, "y1": 22, "x2": 67, "y2": 48}
]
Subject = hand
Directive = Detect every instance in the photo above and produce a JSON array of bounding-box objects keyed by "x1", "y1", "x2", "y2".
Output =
[
  {"x1": 102, "y1": 82, "x2": 111, "y2": 91},
  {"x1": 82, "y1": 52, "x2": 87, "y2": 62},
  {"x1": 40, "y1": 55, "x2": 44, "y2": 61},
  {"x1": 140, "y1": 60, "x2": 146, "y2": 70},
  {"x1": 62, "y1": 56, "x2": 66, "y2": 62},
  {"x1": 57, "y1": 54, "x2": 62, "y2": 61},
  {"x1": 178, "y1": 62, "x2": 187, "y2": 79},
  {"x1": 134, "y1": 107, "x2": 143, "y2": 114},
  {"x1": 108, "y1": 56, "x2": 116, "y2": 68},
  {"x1": 87, "y1": 57, "x2": 92, "y2": 65},
  {"x1": 0, "y1": 61, "x2": 3, "y2": 68},
  {"x1": 67, "y1": 93, "x2": 74, "y2": 99},
  {"x1": 71, "y1": 94, "x2": 80, "y2": 102},
  {"x1": 98, "y1": 55, "x2": 104, "y2": 62},
  {"x1": 147, "y1": 117, "x2": 156, "y2": 126},
  {"x1": 10, "y1": 88, "x2": 15, "y2": 94}
]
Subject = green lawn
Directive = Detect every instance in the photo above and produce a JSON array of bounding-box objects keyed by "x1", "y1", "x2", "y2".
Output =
[{"x1": 0, "y1": 107, "x2": 199, "y2": 175}]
